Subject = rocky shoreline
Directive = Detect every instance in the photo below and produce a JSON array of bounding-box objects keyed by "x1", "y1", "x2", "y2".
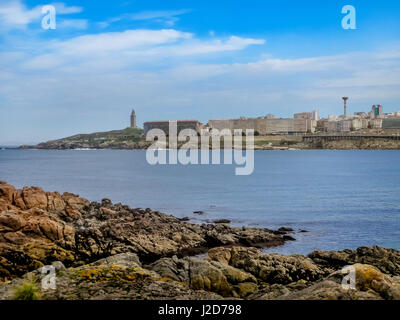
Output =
[
  {"x1": 17, "y1": 141, "x2": 400, "y2": 151},
  {"x1": 1, "y1": 182, "x2": 399, "y2": 300}
]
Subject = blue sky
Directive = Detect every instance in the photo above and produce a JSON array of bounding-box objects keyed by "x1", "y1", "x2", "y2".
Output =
[{"x1": 1, "y1": 0, "x2": 400, "y2": 144}]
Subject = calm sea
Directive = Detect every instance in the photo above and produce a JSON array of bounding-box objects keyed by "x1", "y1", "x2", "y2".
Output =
[{"x1": 0, "y1": 149, "x2": 399, "y2": 255}]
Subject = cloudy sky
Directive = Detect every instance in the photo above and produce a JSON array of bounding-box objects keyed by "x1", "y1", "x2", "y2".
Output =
[{"x1": 1, "y1": 0, "x2": 400, "y2": 145}]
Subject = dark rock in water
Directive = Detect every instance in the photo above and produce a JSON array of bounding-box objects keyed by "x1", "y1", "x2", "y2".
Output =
[
  {"x1": 278, "y1": 227, "x2": 294, "y2": 232},
  {"x1": 179, "y1": 217, "x2": 190, "y2": 221},
  {"x1": 273, "y1": 227, "x2": 295, "y2": 235},
  {"x1": 193, "y1": 211, "x2": 204, "y2": 215},
  {"x1": 283, "y1": 235, "x2": 296, "y2": 241},
  {"x1": 101, "y1": 198, "x2": 112, "y2": 206},
  {"x1": 213, "y1": 219, "x2": 231, "y2": 224},
  {"x1": 299, "y1": 229, "x2": 309, "y2": 233}
]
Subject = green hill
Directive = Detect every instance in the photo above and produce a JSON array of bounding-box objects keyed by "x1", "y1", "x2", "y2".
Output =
[{"x1": 21, "y1": 127, "x2": 150, "y2": 150}]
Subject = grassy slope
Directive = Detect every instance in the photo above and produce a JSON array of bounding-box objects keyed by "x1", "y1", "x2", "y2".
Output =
[{"x1": 58, "y1": 128, "x2": 144, "y2": 143}]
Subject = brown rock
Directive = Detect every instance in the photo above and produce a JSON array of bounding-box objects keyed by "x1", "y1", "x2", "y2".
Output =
[
  {"x1": 101, "y1": 207, "x2": 117, "y2": 215},
  {"x1": 0, "y1": 184, "x2": 15, "y2": 203},
  {"x1": 353, "y1": 264, "x2": 400, "y2": 299},
  {"x1": 236, "y1": 282, "x2": 258, "y2": 297},
  {"x1": 276, "y1": 263, "x2": 400, "y2": 300},
  {"x1": 0, "y1": 199, "x2": 10, "y2": 212},
  {"x1": 308, "y1": 245, "x2": 400, "y2": 276},
  {"x1": 208, "y1": 247, "x2": 232, "y2": 265},
  {"x1": 62, "y1": 192, "x2": 90, "y2": 211},
  {"x1": 46, "y1": 192, "x2": 65, "y2": 211},
  {"x1": 188, "y1": 258, "x2": 235, "y2": 297},
  {"x1": 20, "y1": 187, "x2": 48, "y2": 209},
  {"x1": 0, "y1": 211, "x2": 25, "y2": 231},
  {"x1": 209, "y1": 246, "x2": 326, "y2": 284},
  {"x1": 147, "y1": 255, "x2": 256, "y2": 298},
  {"x1": 12, "y1": 189, "x2": 26, "y2": 209}
]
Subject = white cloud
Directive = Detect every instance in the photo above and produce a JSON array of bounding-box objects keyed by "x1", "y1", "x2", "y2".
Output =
[
  {"x1": 168, "y1": 36, "x2": 266, "y2": 55},
  {"x1": 53, "y1": 29, "x2": 193, "y2": 55},
  {"x1": 17, "y1": 30, "x2": 265, "y2": 72},
  {"x1": 320, "y1": 68, "x2": 400, "y2": 88},
  {"x1": 98, "y1": 9, "x2": 191, "y2": 28},
  {"x1": 21, "y1": 53, "x2": 65, "y2": 69},
  {"x1": 243, "y1": 55, "x2": 353, "y2": 73},
  {"x1": 0, "y1": 0, "x2": 41, "y2": 29}
]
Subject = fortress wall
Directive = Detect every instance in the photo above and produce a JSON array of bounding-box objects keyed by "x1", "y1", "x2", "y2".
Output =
[
  {"x1": 208, "y1": 119, "x2": 234, "y2": 132},
  {"x1": 232, "y1": 119, "x2": 256, "y2": 132},
  {"x1": 144, "y1": 121, "x2": 200, "y2": 137},
  {"x1": 209, "y1": 118, "x2": 312, "y2": 135},
  {"x1": 255, "y1": 119, "x2": 267, "y2": 134},
  {"x1": 293, "y1": 119, "x2": 308, "y2": 132},
  {"x1": 176, "y1": 122, "x2": 201, "y2": 136},
  {"x1": 144, "y1": 122, "x2": 170, "y2": 135},
  {"x1": 265, "y1": 119, "x2": 292, "y2": 134}
]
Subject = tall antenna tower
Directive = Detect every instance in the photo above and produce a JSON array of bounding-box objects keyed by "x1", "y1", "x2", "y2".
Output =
[{"x1": 342, "y1": 97, "x2": 349, "y2": 119}]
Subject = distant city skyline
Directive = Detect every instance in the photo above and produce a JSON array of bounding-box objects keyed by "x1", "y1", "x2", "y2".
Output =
[{"x1": 1, "y1": 0, "x2": 400, "y2": 145}]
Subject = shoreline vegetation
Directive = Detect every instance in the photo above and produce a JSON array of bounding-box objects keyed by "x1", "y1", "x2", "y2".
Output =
[
  {"x1": 0, "y1": 182, "x2": 400, "y2": 300},
  {"x1": 15, "y1": 127, "x2": 400, "y2": 150}
]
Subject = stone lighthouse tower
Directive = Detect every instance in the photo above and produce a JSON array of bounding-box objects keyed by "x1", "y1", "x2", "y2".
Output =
[{"x1": 130, "y1": 109, "x2": 136, "y2": 128}]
